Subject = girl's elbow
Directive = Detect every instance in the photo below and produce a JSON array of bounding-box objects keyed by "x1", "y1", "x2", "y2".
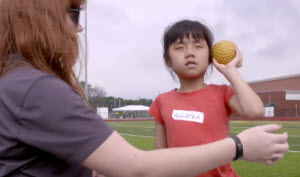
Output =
[
  {"x1": 241, "y1": 107, "x2": 264, "y2": 119},
  {"x1": 248, "y1": 108, "x2": 264, "y2": 118},
  {"x1": 256, "y1": 105, "x2": 265, "y2": 117},
  {"x1": 258, "y1": 108, "x2": 265, "y2": 117}
]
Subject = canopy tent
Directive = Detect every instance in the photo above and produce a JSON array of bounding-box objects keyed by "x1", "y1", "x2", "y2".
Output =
[
  {"x1": 112, "y1": 105, "x2": 150, "y2": 118},
  {"x1": 112, "y1": 105, "x2": 150, "y2": 111},
  {"x1": 265, "y1": 103, "x2": 278, "y2": 107}
]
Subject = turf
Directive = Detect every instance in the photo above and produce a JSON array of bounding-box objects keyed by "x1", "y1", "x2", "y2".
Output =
[{"x1": 107, "y1": 120, "x2": 300, "y2": 176}]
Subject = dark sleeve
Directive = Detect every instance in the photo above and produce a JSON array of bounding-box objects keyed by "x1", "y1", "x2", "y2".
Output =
[{"x1": 18, "y1": 76, "x2": 114, "y2": 163}]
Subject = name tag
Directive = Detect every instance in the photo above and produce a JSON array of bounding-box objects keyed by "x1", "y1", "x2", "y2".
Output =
[{"x1": 172, "y1": 110, "x2": 204, "y2": 123}]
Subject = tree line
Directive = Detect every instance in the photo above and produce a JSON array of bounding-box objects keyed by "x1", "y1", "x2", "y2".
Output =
[{"x1": 80, "y1": 81, "x2": 153, "y2": 111}]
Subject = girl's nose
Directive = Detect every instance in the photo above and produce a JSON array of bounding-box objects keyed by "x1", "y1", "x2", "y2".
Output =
[{"x1": 185, "y1": 46, "x2": 195, "y2": 59}]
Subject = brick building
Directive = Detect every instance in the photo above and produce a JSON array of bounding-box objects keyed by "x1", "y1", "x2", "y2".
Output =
[{"x1": 248, "y1": 74, "x2": 300, "y2": 117}]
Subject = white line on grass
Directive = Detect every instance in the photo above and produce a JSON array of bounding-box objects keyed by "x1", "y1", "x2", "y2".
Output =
[
  {"x1": 230, "y1": 126, "x2": 254, "y2": 129},
  {"x1": 122, "y1": 133, "x2": 300, "y2": 153},
  {"x1": 230, "y1": 126, "x2": 300, "y2": 130},
  {"x1": 289, "y1": 150, "x2": 300, "y2": 153},
  {"x1": 121, "y1": 133, "x2": 155, "y2": 138}
]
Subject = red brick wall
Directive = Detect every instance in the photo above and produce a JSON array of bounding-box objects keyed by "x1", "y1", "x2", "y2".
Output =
[
  {"x1": 256, "y1": 91, "x2": 299, "y2": 116},
  {"x1": 246, "y1": 75, "x2": 300, "y2": 117},
  {"x1": 249, "y1": 76, "x2": 300, "y2": 92}
]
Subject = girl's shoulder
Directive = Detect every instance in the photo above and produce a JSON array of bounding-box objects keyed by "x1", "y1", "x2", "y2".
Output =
[
  {"x1": 207, "y1": 84, "x2": 232, "y2": 91},
  {"x1": 156, "y1": 89, "x2": 177, "y2": 98}
]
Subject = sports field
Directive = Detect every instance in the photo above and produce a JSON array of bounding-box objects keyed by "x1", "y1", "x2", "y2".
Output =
[{"x1": 107, "y1": 120, "x2": 300, "y2": 177}]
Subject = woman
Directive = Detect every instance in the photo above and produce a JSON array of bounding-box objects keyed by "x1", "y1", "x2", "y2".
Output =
[{"x1": 0, "y1": 0, "x2": 289, "y2": 177}]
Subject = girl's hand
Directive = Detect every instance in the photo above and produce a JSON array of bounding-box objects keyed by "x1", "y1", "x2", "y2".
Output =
[{"x1": 212, "y1": 48, "x2": 243, "y2": 75}]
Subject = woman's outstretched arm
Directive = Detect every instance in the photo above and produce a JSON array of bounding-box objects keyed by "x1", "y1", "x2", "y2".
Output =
[{"x1": 82, "y1": 124, "x2": 288, "y2": 177}]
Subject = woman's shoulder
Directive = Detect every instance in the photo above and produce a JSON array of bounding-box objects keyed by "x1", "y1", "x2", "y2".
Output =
[
  {"x1": 1, "y1": 66, "x2": 54, "y2": 87},
  {"x1": 0, "y1": 66, "x2": 65, "y2": 99}
]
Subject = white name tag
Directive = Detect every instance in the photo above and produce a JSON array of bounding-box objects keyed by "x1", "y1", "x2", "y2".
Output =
[{"x1": 172, "y1": 110, "x2": 204, "y2": 123}]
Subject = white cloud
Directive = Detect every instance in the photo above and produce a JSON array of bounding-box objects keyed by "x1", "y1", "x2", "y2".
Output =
[{"x1": 78, "y1": 0, "x2": 300, "y2": 99}]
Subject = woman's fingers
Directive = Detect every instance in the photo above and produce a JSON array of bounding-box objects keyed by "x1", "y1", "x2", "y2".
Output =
[
  {"x1": 272, "y1": 132, "x2": 289, "y2": 144},
  {"x1": 274, "y1": 143, "x2": 290, "y2": 154},
  {"x1": 260, "y1": 124, "x2": 282, "y2": 133}
]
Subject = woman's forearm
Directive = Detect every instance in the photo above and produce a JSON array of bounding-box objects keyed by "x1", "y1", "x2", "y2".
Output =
[{"x1": 140, "y1": 138, "x2": 235, "y2": 177}]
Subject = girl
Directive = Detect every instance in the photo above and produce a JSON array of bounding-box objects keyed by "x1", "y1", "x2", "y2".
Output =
[
  {"x1": 0, "y1": 1, "x2": 288, "y2": 177},
  {"x1": 149, "y1": 20, "x2": 268, "y2": 177}
]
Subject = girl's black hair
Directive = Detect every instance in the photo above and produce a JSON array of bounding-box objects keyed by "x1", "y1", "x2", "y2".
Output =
[{"x1": 162, "y1": 20, "x2": 214, "y2": 78}]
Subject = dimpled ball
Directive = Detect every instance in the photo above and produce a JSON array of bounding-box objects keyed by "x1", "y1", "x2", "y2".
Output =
[{"x1": 212, "y1": 40, "x2": 237, "y2": 65}]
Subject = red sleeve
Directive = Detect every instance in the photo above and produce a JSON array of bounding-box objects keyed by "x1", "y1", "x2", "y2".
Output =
[
  {"x1": 222, "y1": 85, "x2": 236, "y2": 115},
  {"x1": 148, "y1": 96, "x2": 165, "y2": 126}
]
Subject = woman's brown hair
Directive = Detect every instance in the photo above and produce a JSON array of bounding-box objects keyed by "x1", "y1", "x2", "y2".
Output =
[{"x1": 0, "y1": 0, "x2": 87, "y2": 101}]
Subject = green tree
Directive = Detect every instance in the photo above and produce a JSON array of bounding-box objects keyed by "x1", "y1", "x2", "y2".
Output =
[{"x1": 79, "y1": 81, "x2": 153, "y2": 111}]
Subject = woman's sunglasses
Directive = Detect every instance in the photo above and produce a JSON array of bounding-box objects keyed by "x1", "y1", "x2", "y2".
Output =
[{"x1": 68, "y1": 8, "x2": 81, "y2": 26}]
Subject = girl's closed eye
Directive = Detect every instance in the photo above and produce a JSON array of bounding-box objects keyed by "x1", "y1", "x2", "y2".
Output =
[
  {"x1": 175, "y1": 46, "x2": 184, "y2": 50},
  {"x1": 194, "y1": 42, "x2": 204, "y2": 48}
]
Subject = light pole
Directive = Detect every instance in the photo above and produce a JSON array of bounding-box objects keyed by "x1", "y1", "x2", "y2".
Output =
[{"x1": 84, "y1": 6, "x2": 88, "y2": 97}]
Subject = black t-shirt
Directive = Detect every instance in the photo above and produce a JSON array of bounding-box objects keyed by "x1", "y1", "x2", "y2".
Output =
[{"x1": 0, "y1": 65, "x2": 114, "y2": 177}]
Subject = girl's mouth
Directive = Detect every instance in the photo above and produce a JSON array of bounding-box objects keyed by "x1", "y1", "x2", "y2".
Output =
[{"x1": 186, "y1": 61, "x2": 197, "y2": 66}]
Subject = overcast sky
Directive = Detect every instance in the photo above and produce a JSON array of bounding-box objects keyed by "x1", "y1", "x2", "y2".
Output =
[{"x1": 77, "y1": 0, "x2": 300, "y2": 100}]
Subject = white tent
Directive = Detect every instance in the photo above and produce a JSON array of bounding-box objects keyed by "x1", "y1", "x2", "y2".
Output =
[
  {"x1": 112, "y1": 105, "x2": 150, "y2": 111},
  {"x1": 112, "y1": 105, "x2": 150, "y2": 118}
]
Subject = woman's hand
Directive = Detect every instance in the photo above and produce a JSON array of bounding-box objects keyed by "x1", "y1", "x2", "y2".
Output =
[{"x1": 238, "y1": 124, "x2": 289, "y2": 165}]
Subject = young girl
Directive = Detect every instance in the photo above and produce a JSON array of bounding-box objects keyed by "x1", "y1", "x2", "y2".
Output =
[
  {"x1": 0, "y1": 1, "x2": 288, "y2": 176},
  {"x1": 149, "y1": 20, "x2": 266, "y2": 177}
]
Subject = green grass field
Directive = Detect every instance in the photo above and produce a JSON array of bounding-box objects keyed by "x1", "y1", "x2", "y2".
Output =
[{"x1": 107, "y1": 120, "x2": 300, "y2": 177}]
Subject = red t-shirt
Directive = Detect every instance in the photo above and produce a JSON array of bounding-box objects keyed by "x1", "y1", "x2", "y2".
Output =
[{"x1": 149, "y1": 84, "x2": 238, "y2": 177}]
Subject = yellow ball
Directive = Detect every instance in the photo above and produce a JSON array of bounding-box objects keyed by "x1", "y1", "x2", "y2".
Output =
[{"x1": 212, "y1": 40, "x2": 237, "y2": 65}]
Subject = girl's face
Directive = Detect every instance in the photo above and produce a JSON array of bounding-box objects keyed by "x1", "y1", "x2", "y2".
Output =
[{"x1": 168, "y1": 34, "x2": 210, "y2": 80}]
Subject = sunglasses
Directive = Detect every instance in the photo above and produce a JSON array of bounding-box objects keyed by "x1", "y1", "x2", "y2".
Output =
[{"x1": 68, "y1": 8, "x2": 81, "y2": 26}]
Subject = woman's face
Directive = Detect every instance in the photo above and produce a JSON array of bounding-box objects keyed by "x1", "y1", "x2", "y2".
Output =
[{"x1": 65, "y1": 11, "x2": 83, "y2": 33}]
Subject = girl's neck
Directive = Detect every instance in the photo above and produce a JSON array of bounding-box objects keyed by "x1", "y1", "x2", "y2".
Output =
[{"x1": 178, "y1": 77, "x2": 206, "y2": 92}]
